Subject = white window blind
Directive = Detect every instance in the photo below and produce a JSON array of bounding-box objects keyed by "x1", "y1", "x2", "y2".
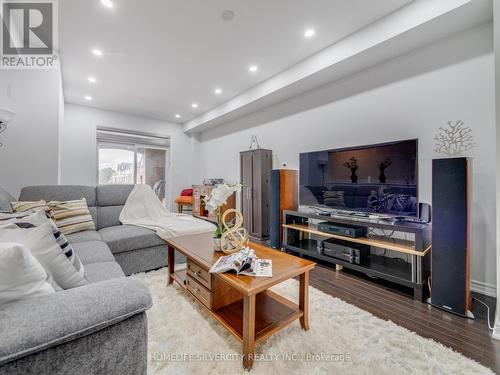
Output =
[{"x1": 96, "y1": 127, "x2": 170, "y2": 148}]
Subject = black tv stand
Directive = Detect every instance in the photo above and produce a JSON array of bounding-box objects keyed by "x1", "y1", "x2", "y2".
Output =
[{"x1": 282, "y1": 210, "x2": 432, "y2": 301}]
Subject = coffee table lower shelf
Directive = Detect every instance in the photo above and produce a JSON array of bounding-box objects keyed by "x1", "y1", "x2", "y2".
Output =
[{"x1": 172, "y1": 268, "x2": 303, "y2": 344}]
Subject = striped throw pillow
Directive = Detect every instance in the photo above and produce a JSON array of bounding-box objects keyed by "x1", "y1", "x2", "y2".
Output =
[
  {"x1": 48, "y1": 198, "x2": 95, "y2": 235},
  {"x1": 11, "y1": 200, "x2": 49, "y2": 213},
  {"x1": 0, "y1": 210, "x2": 84, "y2": 277}
]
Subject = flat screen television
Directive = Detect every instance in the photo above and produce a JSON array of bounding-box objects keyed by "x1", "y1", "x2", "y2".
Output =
[{"x1": 299, "y1": 139, "x2": 418, "y2": 217}]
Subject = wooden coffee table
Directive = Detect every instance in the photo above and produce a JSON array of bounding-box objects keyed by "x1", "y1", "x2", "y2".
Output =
[{"x1": 165, "y1": 232, "x2": 315, "y2": 370}]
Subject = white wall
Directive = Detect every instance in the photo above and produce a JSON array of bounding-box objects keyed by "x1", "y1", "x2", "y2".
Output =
[
  {"x1": 198, "y1": 24, "x2": 496, "y2": 295},
  {"x1": 61, "y1": 104, "x2": 200, "y2": 210},
  {"x1": 0, "y1": 68, "x2": 62, "y2": 197}
]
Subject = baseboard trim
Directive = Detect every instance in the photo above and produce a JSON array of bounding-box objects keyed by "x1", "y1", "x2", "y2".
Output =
[{"x1": 470, "y1": 279, "x2": 496, "y2": 298}]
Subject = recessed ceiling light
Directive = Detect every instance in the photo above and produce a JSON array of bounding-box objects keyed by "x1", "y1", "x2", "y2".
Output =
[
  {"x1": 214, "y1": 88, "x2": 222, "y2": 95},
  {"x1": 92, "y1": 49, "x2": 103, "y2": 56},
  {"x1": 84, "y1": 95, "x2": 93, "y2": 101},
  {"x1": 304, "y1": 29, "x2": 315, "y2": 38},
  {"x1": 87, "y1": 76, "x2": 97, "y2": 83},
  {"x1": 221, "y1": 10, "x2": 235, "y2": 21},
  {"x1": 249, "y1": 65, "x2": 258, "y2": 73},
  {"x1": 101, "y1": 0, "x2": 113, "y2": 8},
  {"x1": 191, "y1": 103, "x2": 198, "y2": 108},
  {"x1": 175, "y1": 114, "x2": 181, "y2": 119}
]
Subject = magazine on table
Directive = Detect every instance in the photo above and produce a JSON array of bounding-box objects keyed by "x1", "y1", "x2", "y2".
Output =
[{"x1": 209, "y1": 247, "x2": 272, "y2": 277}]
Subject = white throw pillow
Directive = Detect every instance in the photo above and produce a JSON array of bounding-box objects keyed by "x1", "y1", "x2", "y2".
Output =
[
  {"x1": 0, "y1": 222, "x2": 88, "y2": 289},
  {"x1": 0, "y1": 242, "x2": 56, "y2": 304},
  {"x1": 0, "y1": 210, "x2": 85, "y2": 278}
]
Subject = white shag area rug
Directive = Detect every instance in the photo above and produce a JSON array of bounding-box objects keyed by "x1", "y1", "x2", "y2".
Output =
[{"x1": 133, "y1": 268, "x2": 493, "y2": 375}]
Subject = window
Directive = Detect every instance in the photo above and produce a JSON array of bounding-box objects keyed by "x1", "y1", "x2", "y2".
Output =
[
  {"x1": 97, "y1": 128, "x2": 170, "y2": 199},
  {"x1": 98, "y1": 143, "x2": 135, "y2": 184}
]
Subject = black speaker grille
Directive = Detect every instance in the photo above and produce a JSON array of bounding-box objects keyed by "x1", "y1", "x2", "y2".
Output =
[
  {"x1": 431, "y1": 158, "x2": 468, "y2": 314},
  {"x1": 269, "y1": 170, "x2": 281, "y2": 249}
]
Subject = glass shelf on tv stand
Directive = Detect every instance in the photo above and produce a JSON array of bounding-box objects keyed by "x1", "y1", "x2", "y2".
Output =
[
  {"x1": 302, "y1": 206, "x2": 395, "y2": 221},
  {"x1": 299, "y1": 206, "x2": 426, "y2": 227}
]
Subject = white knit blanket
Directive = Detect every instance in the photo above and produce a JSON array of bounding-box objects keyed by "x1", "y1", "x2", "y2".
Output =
[{"x1": 119, "y1": 185, "x2": 215, "y2": 239}]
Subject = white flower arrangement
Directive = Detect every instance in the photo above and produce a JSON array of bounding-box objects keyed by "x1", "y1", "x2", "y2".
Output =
[
  {"x1": 204, "y1": 183, "x2": 242, "y2": 212},
  {"x1": 204, "y1": 183, "x2": 242, "y2": 238}
]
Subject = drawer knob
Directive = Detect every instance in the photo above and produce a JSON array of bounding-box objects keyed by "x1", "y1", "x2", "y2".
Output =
[{"x1": 195, "y1": 271, "x2": 201, "y2": 277}]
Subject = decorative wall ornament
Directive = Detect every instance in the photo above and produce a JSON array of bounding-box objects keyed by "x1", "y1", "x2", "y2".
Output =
[
  {"x1": 0, "y1": 109, "x2": 15, "y2": 148},
  {"x1": 342, "y1": 157, "x2": 359, "y2": 183},
  {"x1": 378, "y1": 157, "x2": 392, "y2": 183},
  {"x1": 248, "y1": 135, "x2": 260, "y2": 149},
  {"x1": 434, "y1": 120, "x2": 475, "y2": 156}
]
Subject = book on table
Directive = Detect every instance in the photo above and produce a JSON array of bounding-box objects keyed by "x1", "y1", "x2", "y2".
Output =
[{"x1": 209, "y1": 247, "x2": 272, "y2": 277}]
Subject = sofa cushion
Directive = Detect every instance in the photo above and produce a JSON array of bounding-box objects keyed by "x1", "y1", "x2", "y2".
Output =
[
  {"x1": 181, "y1": 188, "x2": 193, "y2": 196},
  {"x1": 66, "y1": 230, "x2": 102, "y2": 243},
  {"x1": 97, "y1": 205, "x2": 123, "y2": 229},
  {"x1": 98, "y1": 225, "x2": 164, "y2": 254},
  {"x1": 88, "y1": 206, "x2": 98, "y2": 227},
  {"x1": 19, "y1": 186, "x2": 97, "y2": 206},
  {"x1": 72, "y1": 241, "x2": 115, "y2": 265},
  {"x1": 0, "y1": 186, "x2": 15, "y2": 213},
  {"x1": 96, "y1": 185, "x2": 134, "y2": 206},
  {"x1": 84, "y1": 261, "x2": 125, "y2": 283}
]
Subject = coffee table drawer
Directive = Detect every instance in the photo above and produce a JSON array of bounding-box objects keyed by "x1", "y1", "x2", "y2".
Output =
[
  {"x1": 186, "y1": 275, "x2": 212, "y2": 309},
  {"x1": 187, "y1": 260, "x2": 212, "y2": 290}
]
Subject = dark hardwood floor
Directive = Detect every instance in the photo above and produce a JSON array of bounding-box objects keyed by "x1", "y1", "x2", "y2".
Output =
[{"x1": 307, "y1": 261, "x2": 500, "y2": 373}]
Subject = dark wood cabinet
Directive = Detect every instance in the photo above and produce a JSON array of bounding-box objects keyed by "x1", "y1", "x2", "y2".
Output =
[{"x1": 240, "y1": 149, "x2": 272, "y2": 239}]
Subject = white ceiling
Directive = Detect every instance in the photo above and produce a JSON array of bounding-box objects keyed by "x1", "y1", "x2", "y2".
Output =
[
  {"x1": 183, "y1": 0, "x2": 492, "y2": 133},
  {"x1": 60, "y1": 0, "x2": 413, "y2": 124}
]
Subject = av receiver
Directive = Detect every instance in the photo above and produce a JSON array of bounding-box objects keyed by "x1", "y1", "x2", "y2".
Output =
[
  {"x1": 317, "y1": 222, "x2": 367, "y2": 238},
  {"x1": 318, "y1": 238, "x2": 369, "y2": 265}
]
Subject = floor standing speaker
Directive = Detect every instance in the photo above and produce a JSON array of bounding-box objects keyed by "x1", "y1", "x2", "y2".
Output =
[
  {"x1": 269, "y1": 169, "x2": 298, "y2": 249},
  {"x1": 431, "y1": 157, "x2": 472, "y2": 318}
]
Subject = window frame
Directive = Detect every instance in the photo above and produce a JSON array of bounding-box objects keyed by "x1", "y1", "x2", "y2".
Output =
[{"x1": 96, "y1": 128, "x2": 170, "y2": 193}]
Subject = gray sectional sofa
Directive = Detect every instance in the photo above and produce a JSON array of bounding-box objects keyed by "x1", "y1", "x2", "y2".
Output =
[
  {"x1": 0, "y1": 184, "x2": 180, "y2": 375},
  {"x1": 20, "y1": 184, "x2": 170, "y2": 275}
]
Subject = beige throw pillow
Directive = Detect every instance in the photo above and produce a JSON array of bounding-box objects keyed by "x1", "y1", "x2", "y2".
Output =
[
  {"x1": 47, "y1": 198, "x2": 95, "y2": 235},
  {"x1": 11, "y1": 200, "x2": 49, "y2": 213}
]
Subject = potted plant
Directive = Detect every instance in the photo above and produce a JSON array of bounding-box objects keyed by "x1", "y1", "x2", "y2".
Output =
[
  {"x1": 204, "y1": 183, "x2": 242, "y2": 250},
  {"x1": 342, "y1": 157, "x2": 359, "y2": 183}
]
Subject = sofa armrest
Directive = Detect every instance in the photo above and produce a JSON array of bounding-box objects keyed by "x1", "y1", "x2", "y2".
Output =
[{"x1": 0, "y1": 277, "x2": 152, "y2": 365}]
